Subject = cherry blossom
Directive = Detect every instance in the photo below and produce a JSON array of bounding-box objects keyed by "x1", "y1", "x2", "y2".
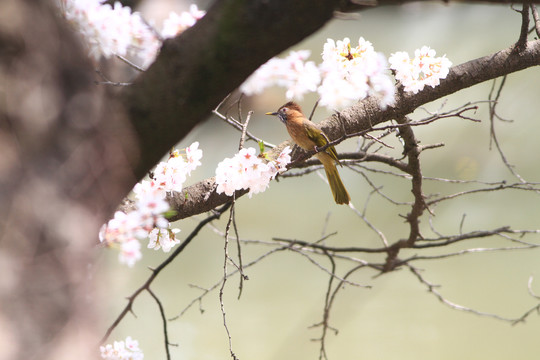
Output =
[
  {"x1": 215, "y1": 146, "x2": 292, "y2": 198},
  {"x1": 99, "y1": 143, "x2": 202, "y2": 266},
  {"x1": 319, "y1": 37, "x2": 395, "y2": 109},
  {"x1": 59, "y1": 0, "x2": 205, "y2": 69},
  {"x1": 240, "y1": 50, "x2": 321, "y2": 100},
  {"x1": 389, "y1": 46, "x2": 452, "y2": 94},
  {"x1": 240, "y1": 37, "x2": 395, "y2": 110},
  {"x1": 161, "y1": 5, "x2": 206, "y2": 39},
  {"x1": 100, "y1": 336, "x2": 144, "y2": 360},
  {"x1": 148, "y1": 227, "x2": 181, "y2": 253}
]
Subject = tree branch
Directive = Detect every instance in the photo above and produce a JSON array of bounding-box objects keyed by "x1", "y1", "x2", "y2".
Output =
[
  {"x1": 167, "y1": 39, "x2": 540, "y2": 220},
  {"x1": 101, "y1": 203, "x2": 231, "y2": 344},
  {"x1": 122, "y1": 0, "x2": 342, "y2": 179}
]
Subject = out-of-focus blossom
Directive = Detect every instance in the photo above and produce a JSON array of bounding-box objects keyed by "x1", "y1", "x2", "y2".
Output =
[
  {"x1": 59, "y1": 0, "x2": 204, "y2": 69},
  {"x1": 161, "y1": 5, "x2": 205, "y2": 39},
  {"x1": 100, "y1": 336, "x2": 144, "y2": 359},
  {"x1": 240, "y1": 50, "x2": 321, "y2": 101}
]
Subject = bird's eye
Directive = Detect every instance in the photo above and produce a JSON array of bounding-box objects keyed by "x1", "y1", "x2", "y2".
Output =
[{"x1": 280, "y1": 107, "x2": 288, "y2": 113}]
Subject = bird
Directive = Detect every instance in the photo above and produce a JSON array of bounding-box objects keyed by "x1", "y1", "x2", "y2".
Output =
[{"x1": 266, "y1": 101, "x2": 350, "y2": 205}]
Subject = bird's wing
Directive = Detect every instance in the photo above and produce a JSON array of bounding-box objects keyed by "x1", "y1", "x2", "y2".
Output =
[{"x1": 304, "y1": 123, "x2": 340, "y2": 163}]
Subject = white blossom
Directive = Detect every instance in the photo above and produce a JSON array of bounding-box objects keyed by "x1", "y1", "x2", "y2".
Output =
[
  {"x1": 318, "y1": 37, "x2": 395, "y2": 109},
  {"x1": 99, "y1": 143, "x2": 202, "y2": 266},
  {"x1": 389, "y1": 46, "x2": 452, "y2": 94},
  {"x1": 100, "y1": 336, "x2": 144, "y2": 359},
  {"x1": 161, "y1": 5, "x2": 206, "y2": 39},
  {"x1": 60, "y1": 0, "x2": 204, "y2": 69},
  {"x1": 215, "y1": 146, "x2": 292, "y2": 198},
  {"x1": 240, "y1": 50, "x2": 321, "y2": 100},
  {"x1": 148, "y1": 227, "x2": 181, "y2": 253}
]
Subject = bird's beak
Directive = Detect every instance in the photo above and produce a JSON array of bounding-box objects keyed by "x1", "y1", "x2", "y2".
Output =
[{"x1": 265, "y1": 111, "x2": 278, "y2": 116}]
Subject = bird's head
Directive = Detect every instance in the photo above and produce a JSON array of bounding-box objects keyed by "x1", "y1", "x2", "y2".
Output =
[{"x1": 265, "y1": 101, "x2": 304, "y2": 124}]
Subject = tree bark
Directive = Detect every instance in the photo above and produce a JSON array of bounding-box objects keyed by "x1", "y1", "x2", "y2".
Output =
[
  {"x1": 123, "y1": 0, "x2": 342, "y2": 178},
  {"x1": 165, "y1": 39, "x2": 540, "y2": 220}
]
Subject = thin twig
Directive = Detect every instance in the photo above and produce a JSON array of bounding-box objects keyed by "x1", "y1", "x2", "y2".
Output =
[
  {"x1": 531, "y1": 4, "x2": 540, "y2": 37},
  {"x1": 514, "y1": 1, "x2": 530, "y2": 51},
  {"x1": 220, "y1": 201, "x2": 239, "y2": 360},
  {"x1": 349, "y1": 166, "x2": 411, "y2": 206},
  {"x1": 115, "y1": 53, "x2": 145, "y2": 72},
  {"x1": 169, "y1": 246, "x2": 287, "y2": 321},
  {"x1": 309, "y1": 99, "x2": 320, "y2": 121},
  {"x1": 287, "y1": 247, "x2": 370, "y2": 288},
  {"x1": 488, "y1": 76, "x2": 528, "y2": 183},
  {"x1": 427, "y1": 182, "x2": 540, "y2": 206},
  {"x1": 232, "y1": 203, "x2": 247, "y2": 299},
  {"x1": 213, "y1": 101, "x2": 275, "y2": 148},
  {"x1": 315, "y1": 250, "x2": 337, "y2": 360},
  {"x1": 311, "y1": 262, "x2": 368, "y2": 360},
  {"x1": 527, "y1": 276, "x2": 540, "y2": 300},
  {"x1": 363, "y1": 133, "x2": 394, "y2": 149},
  {"x1": 401, "y1": 243, "x2": 540, "y2": 263},
  {"x1": 408, "y1": 264, "x2": 517, "y2": 322},
  {"x1": 347, "y1": 188, "x2": 390, "y2": 247},
  {"x1": 147, "y1": 288, "x2": 173, "y2": 360},
  {"x1": 239, "y1": 110, "x2": 253, "y2": 150},
  {"x1": 412, "y1": 227, "x2": 512, "y2": 249},
  {"x1": 101, "y1": 203, "x2": 231, "y2": 344},
  {"x1": 408, "y1": 264, "x2": 540, "y2": 325},
  {"x1": 94, "y1": 69, "x2": 132, "y2": 86}
]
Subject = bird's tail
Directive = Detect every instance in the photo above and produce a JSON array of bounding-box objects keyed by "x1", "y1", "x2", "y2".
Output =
[{"x1": 319, "y1": 153, "x2": 350, "y2": 205}]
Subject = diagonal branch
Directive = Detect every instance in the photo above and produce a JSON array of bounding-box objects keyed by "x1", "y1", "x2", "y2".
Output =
[
  {"x1": 101, "y1": 203, "x2": 231, "y2": 344},
  {"x1": 408, "y1": 264, "x2": 540, "y2": 325},
  {"x1": 167, "y1": 39, "x2": 540, "y2": 221},
  {"x1": 514, "y1": 1, "x2": 531, "y2": 50},
  {"x1": 122, "y1": 0, "x2": 343, "y2": 179},
  {"x1": 147, "y1": 288, "x2": 173, "y2": 360}
]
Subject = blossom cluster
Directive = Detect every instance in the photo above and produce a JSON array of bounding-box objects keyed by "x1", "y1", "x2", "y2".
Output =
[
  {"x1": 215, "y1": 146, "x2": 292, "y2": 198},
  {"x1": 241, "y1": 37, "x2": 395, "y2": 110},
  {"x1": 319, "y1": 37, "x2": 395, "y2": 109},
  {"x1": 161, "y1": 5, "x2": 206, "y2": 39},
  {"x1": 99, "y1": 143, "x2": 202, "y2": 266},
  {"x1": 59, "y1": 0, "x2": 205, "y2": 68},
  {"x1": 389, "y1": 46, "x2": 452, "y2": 94},
  {"x1": 240, "y1": 50, "x2": 321, "y2": 100},
  {"x1": 100, "y1": 336, "x2": 143, "y2": 360},
  {"x1": 153, "y1": 144, "x2": 202, "y2": 192}
]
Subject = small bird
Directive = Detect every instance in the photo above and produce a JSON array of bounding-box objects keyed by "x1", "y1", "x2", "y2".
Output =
[{"x1": 266, "y1": 102, "x2": 350, "y2": 205}]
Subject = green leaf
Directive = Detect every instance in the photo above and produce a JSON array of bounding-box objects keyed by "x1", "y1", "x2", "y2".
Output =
[{"x1": 163, "y1": 210, "x2": 178, "y2": 219}]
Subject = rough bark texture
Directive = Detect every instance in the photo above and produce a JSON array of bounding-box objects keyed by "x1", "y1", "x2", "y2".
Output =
[
  {"x1": 167, "y1": 39, "x2": 540, "y2": 220},
  {"x1": 123, "y1": 0, "x2": 346, "y2": 179}
]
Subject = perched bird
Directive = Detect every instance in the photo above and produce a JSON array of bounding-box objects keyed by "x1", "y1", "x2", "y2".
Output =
[{"x1": 266, "y1": 102, "x2": 350, "y2": 205}]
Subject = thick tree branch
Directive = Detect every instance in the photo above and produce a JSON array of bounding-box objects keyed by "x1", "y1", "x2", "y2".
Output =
[
  {"x1": 122, "y1": 0, "x2": 538, "y2": 180},
  {"x1": 166, "y1": 39, "x2": 540, "y2": 220},
  {"x1": 122, "y1": 0, "x2": 342, "y2": 179}
]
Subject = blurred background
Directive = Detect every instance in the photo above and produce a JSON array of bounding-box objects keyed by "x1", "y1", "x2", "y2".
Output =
[{"x1": 96, "y1": 1, "x2": 540, "y2": 359}]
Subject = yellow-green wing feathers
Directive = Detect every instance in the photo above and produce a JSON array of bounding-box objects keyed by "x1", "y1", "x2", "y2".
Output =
[{"x1": 303, "y1": 123, "x2": 340, "y2": 163}]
